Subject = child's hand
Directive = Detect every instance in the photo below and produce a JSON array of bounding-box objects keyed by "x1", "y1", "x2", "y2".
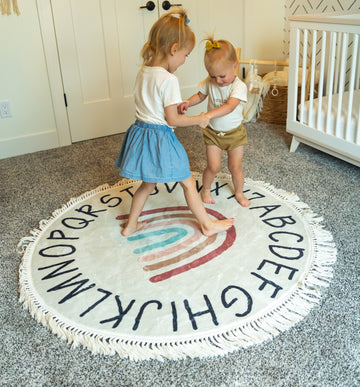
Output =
[
  {"x1": 198, "y1": 112, "x2": 210, "y2": 128},
  {"x1": 178, "y1": 100, "x2": 189, "y2": 114}
]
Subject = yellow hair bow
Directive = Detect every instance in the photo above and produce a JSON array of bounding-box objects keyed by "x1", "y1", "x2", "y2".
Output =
[{"x1": 205, "y1": 40, "x2": 220, "y2": 51}]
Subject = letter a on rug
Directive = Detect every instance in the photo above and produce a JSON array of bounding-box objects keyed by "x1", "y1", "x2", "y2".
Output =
[{"x1": 18, "y1": 173, "x2": 337, "y2": 360}]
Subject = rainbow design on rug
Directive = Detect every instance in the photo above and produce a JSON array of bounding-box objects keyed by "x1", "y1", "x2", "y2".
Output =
[
  {"x1": 18, "y1": 173, "x2": 337, "y2": 360},
  {"x1": 117, "y1": 207, "x2": 236, "y2": 283}
]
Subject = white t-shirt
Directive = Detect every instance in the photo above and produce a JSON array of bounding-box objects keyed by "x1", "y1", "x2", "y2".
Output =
[
  {"x1": 199, "y1": 76, "x2": 247, "y2": 131},
  {"x1": 134, "y1": 66, "x2": 183, "y2": 127}
]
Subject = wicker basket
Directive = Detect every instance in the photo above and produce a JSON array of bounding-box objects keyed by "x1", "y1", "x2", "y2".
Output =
[
  {"x1": 258, "y1": 85, "x2": 290, "y2": 125},
  {"x1": 258, "y1": 70, "x2": 315, "y2": 126}
]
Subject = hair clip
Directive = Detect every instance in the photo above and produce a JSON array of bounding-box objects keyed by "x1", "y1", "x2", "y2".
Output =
[
  {"x1": 205, "y1": 40, "x2": 220, "y2": 51},
  {"x1": 185, "y1": 15, "x2": 190, "y2": 25}
]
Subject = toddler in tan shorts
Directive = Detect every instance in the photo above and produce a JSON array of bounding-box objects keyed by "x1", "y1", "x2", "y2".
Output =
[{"x1": 178, "y1": 35, "x2": 250, "y2": 206}]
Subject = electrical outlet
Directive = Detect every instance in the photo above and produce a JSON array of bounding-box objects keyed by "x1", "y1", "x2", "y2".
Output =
[{"x1": 0, "y1": 100, "x2": 12, "y2": 118}]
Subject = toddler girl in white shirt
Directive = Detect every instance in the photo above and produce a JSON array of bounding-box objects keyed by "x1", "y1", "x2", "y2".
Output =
[{"x1": 179, "y1": 36, "x2": 250, "y2": 207}]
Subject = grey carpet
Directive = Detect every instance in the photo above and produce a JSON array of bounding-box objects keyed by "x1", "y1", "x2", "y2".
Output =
[{"x1": 1, "y1": 122, "x2": 359, "y2": 386}]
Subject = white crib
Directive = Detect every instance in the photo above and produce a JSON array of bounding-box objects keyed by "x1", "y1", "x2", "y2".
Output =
[{"x1": 286, "y1": 12, "x2": 360, "y2": 167}]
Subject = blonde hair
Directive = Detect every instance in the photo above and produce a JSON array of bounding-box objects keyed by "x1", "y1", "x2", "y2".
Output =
[
  {"x1": 141, "y1": 9, "x2": 195, "y2": 65},
  {"x1": 203, "y1": 34, "x2": 237, "y2": 70}
]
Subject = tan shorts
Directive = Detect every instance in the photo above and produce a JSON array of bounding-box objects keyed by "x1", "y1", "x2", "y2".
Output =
[{"x1": 202, "y1": 124, "x2": 247, "y2": 151}]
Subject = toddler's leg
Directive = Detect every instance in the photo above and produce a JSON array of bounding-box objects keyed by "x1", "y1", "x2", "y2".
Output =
[
  {"x1": 201, "y1": 145, "x2": 222, "y2": 204},
  {"x1": 228, "y1": 146, "x2": 250, "y2": 207},
  {"x1": 180, "y1": 175, "x2": 234, "y2": 236},
  {"x1": 121, "y1": 181, "x2": 156, "y2": 236}
]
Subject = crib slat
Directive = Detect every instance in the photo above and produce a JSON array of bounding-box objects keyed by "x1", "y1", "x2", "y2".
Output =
[
  {"x1": 356, "y1": 34, "x2": 360, "y2": 145},
  {"x1": 308, "y1": 30, "x2": 317, "y2": 128},
  {"x1": 287, "y1": 26, "x2": 300, "y2": 124},
  {"x1": 357, "y1": 104, "x2": 360, "y2": 145},
  {"x1": 300, "y1": 29, "x2": 308, "y2": 124},
  {"x1": 356, "y1": 38, "x2": 360, "y2": 90},
  {"x1": 346, "y1": 34, "x2": 358, "y2": 142},
  {"x1": 334, "y1": 32, "x2": 342, "y2": 93},
  {"x1": 316, "y1": 31, "x2": 327, "y2": 131},
  {"x1": 325, "y1": 32, "x2": 336, "y2": 134},
  {"x1": 335, "y1": 32, "x2": 348, "y2": 138}
]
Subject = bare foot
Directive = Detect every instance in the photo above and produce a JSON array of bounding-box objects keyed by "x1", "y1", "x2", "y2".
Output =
[
  {"x1": 201, "y1": 218, "x2": 234, "y2": 237},
  {"x1": 201, "y1": 188, "x2": 215, "y2": 204},
  {"x1": 121, "y1": 220, "x2": 147, "y2": 236},
  {"x1": 235, "y1": 193, "x2": 250, "y2": 207}
]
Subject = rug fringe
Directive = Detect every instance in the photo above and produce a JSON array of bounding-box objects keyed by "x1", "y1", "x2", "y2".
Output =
[{"x1": 18, "y1": 174, "x2": 337, "y2": 361}]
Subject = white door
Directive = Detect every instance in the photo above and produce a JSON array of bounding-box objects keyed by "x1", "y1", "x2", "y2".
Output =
[{"x1": 51, "y1": 0, "x2": 244, "y2": 142}]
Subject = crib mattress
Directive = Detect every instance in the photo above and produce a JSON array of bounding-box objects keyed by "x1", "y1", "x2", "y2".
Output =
[{"x1": 298, "y1": 90, "x2": 359, "y2": 143}]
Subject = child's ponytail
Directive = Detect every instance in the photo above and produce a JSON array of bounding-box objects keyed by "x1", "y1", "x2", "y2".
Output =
[
  {"x1": 140, "y1": 8, "x2": 195, "y2": 65},
  {"x1": 203, "y1": 34, "x2": 237, "y2": 68}
]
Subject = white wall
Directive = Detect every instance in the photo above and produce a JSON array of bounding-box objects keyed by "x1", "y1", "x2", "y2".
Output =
[
  {"x1": 243, "y1": 0, "x2": 285, "y2": 60},
  {"x1": 0, "y1": 0, "x2": 285, "y2": 159},
  {"x1": 241, "y1": 0, "x2": 285, "y2": 76}
]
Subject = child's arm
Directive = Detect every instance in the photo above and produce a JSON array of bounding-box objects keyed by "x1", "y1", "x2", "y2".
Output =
[
  {"x1": 165, "y1": 104, "x2": 209, "y2": 128},
  {"x1": 206, "y1": 97, "x2": 243, "y2": 120},
  {"x1": 178, "y1": 92, "x2": 207, "y2": 114}
]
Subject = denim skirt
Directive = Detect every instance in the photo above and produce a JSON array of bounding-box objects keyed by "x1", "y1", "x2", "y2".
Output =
[{"x1": 115, "y1": 120, "x2": 191, "y2": 183}]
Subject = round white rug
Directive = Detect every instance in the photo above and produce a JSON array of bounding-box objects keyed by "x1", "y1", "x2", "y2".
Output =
[{"x1": 18, "y1": 173, "x2": 336, "y2": 360}]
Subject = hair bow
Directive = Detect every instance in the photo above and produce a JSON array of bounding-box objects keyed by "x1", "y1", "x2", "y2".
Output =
[
  {"x1": 185, "y1": 15, "x2": 190, "y2": 25},
  {"x1": 206, "y1": 40, "x2": 220, "y2": 51}
]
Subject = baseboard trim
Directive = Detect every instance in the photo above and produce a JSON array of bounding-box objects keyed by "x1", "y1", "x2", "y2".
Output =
[{"x1": 0, "y1": 130, "x2": 60, "y2": 159}]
